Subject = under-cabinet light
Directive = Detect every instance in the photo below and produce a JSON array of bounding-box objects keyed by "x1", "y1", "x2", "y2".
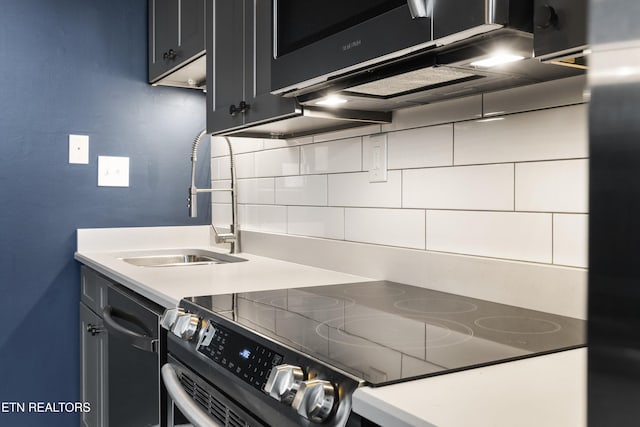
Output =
[
  {"x1": 315, "y1": 95, "x2": 348, "y2": 106},
  {"x1": 470, "y1": 53, "x2": 525, "y2": 68}
]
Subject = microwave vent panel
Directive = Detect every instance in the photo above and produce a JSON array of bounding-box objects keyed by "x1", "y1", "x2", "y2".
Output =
[{"x1": 346, "y1": 67, "x2": 479, "y2": 97}]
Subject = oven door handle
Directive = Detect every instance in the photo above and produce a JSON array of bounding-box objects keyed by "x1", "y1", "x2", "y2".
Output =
[
  {"x1": 102, "y1": 305, "x2": 157, "y2": 353},
  {"x1": 161, "y1": 363, "x2": 223, "y2": 427}
]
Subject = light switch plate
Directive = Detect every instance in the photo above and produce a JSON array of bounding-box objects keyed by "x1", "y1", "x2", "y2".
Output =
[
  {"x1": 69, "y1": 134, "x2": 89, "y2": 164},
  {"x1": 98, "y1": 156, "x2": 129, "y2": 187},
  {"x1": 367, "y1": 133, "x2": 388, "y2": 183}
]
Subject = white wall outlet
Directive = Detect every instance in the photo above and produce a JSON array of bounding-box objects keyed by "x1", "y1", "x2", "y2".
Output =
[
  {"x1": 69, "y1": 134, "x2": 89, "y2": 164},
  {"x1": 367, "y1": 133, "x2": 388, "y2": 183},
  {"x1": 98, "y1": 156, "x2": 130, "y2": 187}
]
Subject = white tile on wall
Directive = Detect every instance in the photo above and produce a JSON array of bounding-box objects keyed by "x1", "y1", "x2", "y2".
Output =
[
  {"x1": 263, "y1": 137, "x2": 311, "y2": 150},
  {"x1": 288, "y1": 206, "x2": 345, "y2": 240},
  {"x1": 426, "y1": 210, "x2": 552, "y2": 263},
  {"x1": 212, "y1": 136, "x2": 264, "y2": 157},
  {"x1": 382, "y1": 124, "x2": 453, "y2": 170},
  {"x1": 345, "y1": 208, "x2": 426, "y2": 249},
  {"x1": 312, "y1": 124, "x2": 382, "y2": 143},
  {"x1": 454, "y1": 104, "x2": 588, "y2": 165},
  {"x1": 553, "y1": 214, "x2": 588, "y2": 268},
  {"x1": 234, "y1": 153, "x2": 256, "y2": 179},
  {"x1": 237, "y1": 178, "x2": 275, "y2": 205},
  {"x1": 515, "y1": 159, "x2": 589, "y2": 213},
  {"x1": 300, "y1": 137, "x2": 362, "y2": 174},
  {"x1": 212, "y1": 203, "x2": 232, "y2": 227},
  {"x1": 275, "y1": 175, "x2": 327, "y2": 206},
  {"x1": 403, "y1": 164, "x2": 514, "y2": 211},
  {"x1": 211, "y1": 179, "x2": 231, "y2": 204},
  {"x1": 328, "y1": 171, "x2": 402, "y2": 208},
  {"x1": 239, "y1": 205, "x2": 287, "y2": 233},
  {"x1": 483, "y1": 76, "x2": 587, "y2": 116},
  {"x1": 382, "y1": 94, "x2": 482, "y2": 132},
  {"x1": 254, "y1": 147, "x2": 300, "y2": 177},
  {"x1": 211, "y1": 156, "x2": 231, "y2": 180}
]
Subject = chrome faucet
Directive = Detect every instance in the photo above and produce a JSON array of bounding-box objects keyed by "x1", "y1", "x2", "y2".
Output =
[{"x1": 188, "y1": 130, "x2": 240, "y2": 254}]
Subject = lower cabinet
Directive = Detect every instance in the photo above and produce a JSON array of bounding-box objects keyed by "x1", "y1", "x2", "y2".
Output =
[
  {"x1": 80, "y1": 302, "x2": 107, "y2": 427},
  {"x1": 79, "y1": 266, "x2": 164, "y2": 427}
]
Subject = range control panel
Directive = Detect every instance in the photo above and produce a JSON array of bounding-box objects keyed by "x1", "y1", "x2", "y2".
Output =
[{"x1": 196, "y1": 320, "x2": 283, "y2": 391}]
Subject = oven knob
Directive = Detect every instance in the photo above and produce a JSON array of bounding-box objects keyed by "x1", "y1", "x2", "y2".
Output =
[
  {"x1": 263, "y1": 365, "x2": 304, "y2": 404},
  {"x1": 171, "y1": 313, "x2": 200, "y2": 340},
  {"x1": 292, "y1": 379, "x2": 336, "y2": 423},
  {"x1": 160, "y1": 308, "x2": 185, "y2": 330}
]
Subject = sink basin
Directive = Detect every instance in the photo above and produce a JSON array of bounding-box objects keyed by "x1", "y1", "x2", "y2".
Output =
[{"x1": 119, "y1": 250, "x2": 247, "y2": 267}]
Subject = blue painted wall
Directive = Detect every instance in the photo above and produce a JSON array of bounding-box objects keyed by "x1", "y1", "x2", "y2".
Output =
[{"x1": 0, "y1": 0, "x2": 209, "y2": 425}]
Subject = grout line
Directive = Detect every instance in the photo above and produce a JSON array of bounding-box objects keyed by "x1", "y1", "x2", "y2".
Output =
[
  {"x1": 513, "y1": 163, "x2": 516, "y2": 212},
  {"x1": 424, "y1": 209, "x2": 428, "y2": 251},
  {"x1": 551, "y1": 213, "x2": 555, "y2": 264}
]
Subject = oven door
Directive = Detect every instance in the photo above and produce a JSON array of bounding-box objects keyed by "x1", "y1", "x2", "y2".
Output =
[
  {"x1": 271, "y1": 0, "x2": 432, "y2": 94},
  {"x1": 162, "y1": 356, "x2": 264, "y2": 427}
]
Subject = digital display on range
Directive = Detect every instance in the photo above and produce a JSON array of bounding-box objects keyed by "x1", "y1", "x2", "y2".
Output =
[{"x1": 197, "y1": 321, "x2": 283, "y2": 390}]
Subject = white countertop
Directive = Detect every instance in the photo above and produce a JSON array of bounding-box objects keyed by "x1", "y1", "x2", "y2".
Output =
[
  {"x1": 75, "y1": 226, "x2": 368, "y2": 308},
  {"x1": 75, "y1": 226, "x2": 586, "y2": 427}
]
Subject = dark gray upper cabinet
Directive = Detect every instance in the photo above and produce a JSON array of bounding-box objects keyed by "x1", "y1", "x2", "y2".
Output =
[
  {"x1": 148, "y1": 0, "x2": 206, "y2": 86},
  {"x1": 207, "y1": 0, "x2": 298, "y2": 136}
]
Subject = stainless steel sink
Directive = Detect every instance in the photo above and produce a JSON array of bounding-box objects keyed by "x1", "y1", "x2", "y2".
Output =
[{"x1": 119, "y1": 250, "x2": 247, "y2": 267}]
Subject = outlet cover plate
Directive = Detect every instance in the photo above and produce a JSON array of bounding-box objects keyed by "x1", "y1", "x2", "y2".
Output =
[
  {"x1": 367, "y1": 133, "x2": 388, "y2": 183},
  {"x1": 98, "y1": 156, "x2": 129, "y2": 187}
]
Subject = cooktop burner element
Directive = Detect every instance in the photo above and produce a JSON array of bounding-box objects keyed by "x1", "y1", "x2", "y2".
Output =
[{"x1": 183, "y1": 281, "x2": 586, "y2": 386}]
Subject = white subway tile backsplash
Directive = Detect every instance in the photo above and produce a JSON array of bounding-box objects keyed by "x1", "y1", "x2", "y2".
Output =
[
  {"x1": 237, "y1": 178, "x2": 275, "y2": 205},
  {"x1": 554, "y1": 214, "x2": 588, "y2": 268},
  {"x1": 426, "y1": 210, "x2": 552, "y2": 263},
  {"x1": 345, "y1": 208, "x2": 425, "y2": 249},
  {"x1": 300, "y1": 138, "x2": 362, "y2": 174},
  {"x1": 483, "y1": 76, "x2": 587, "y2": 116},
  {"x1": 403, "y1": 164, "x2": 514, "y2": 210},
  {"x1": 382, "y1": 95, "x2": 482, "y2": 132},
  {"x1": 254, "y1": 147, "x2": 300, "y2": 177},
  {"x1": 454, "y1": 104, "x2": 588, "y2": 165},
  {"x1": 239, "y1": 205, "x2": 287, "y2": 233},
  {"x1": 212, "y1": 77, "x2": 589, "y2": 311},
  {"x1": 288, "y1": 206, "x2": 345, "y2": 240},
  {"x1": 384, "y1": 124, "x2": 453, "y2": 170},
  {"x1": 275, "y1": 175, "x2": 327, "y2": 206},
  {"x1": 328, "y1": 171, "x2": 402, "y2": 208},
  {"x1": 515, "y1": 159, "x2": 588, "y2": 213}
]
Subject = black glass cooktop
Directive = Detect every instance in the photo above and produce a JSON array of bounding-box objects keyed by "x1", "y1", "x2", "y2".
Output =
[{"x1": 184, "y1": 281, "x2": 586, "y2": 386}]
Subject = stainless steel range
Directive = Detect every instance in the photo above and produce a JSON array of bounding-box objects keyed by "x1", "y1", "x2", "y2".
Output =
[{"x1": 160, "y1": 281, "x2": 586, "y2": 427}]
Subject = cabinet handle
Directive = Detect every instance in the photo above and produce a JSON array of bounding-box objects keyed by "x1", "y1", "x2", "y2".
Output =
[
  {"x1": 230, "y1": 101, "x2": 251, "y2": 116},
  {"x1": 87, "y1": 324, "x2": 104, "y2": 336},
  {"x1": 163, "y1": 49, "x2": 177, "y2": 61}
]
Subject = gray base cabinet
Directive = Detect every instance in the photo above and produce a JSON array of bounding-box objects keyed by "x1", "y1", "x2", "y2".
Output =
[
  {"x1": 207, "y1": 0, "x2": 298, "y2": 135},
  {"x1": 148, "y1": 0, "x2": 206, "y2": 84},
  {"x1": 79, "y1": 266, "x2": 163, "y2": 427}
]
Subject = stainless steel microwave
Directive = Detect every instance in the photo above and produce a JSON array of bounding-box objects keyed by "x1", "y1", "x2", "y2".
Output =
[
  {"x1": 271, "y1": 0, "x2": 433, "y2": 95},
  {"x1": 271, "y1": 0, "x2": 535, "y2": 97}
]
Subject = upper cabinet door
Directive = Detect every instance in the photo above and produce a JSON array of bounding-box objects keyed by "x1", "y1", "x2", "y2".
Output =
[
  {"x1": 179, "y1": 0, "x2": 206, "y2": 63},
  {"x1": 242, "y1": 0, "x2": 298, "y2": 128},
  {"x1": 149, "y1": 0, "x2": 205, "y2": 83},
  {"x1": 207, "y1": 0, "x2": 246, "y2": 134}
]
